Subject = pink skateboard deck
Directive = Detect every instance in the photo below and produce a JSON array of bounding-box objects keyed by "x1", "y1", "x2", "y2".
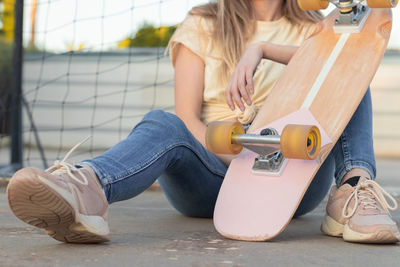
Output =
[{"x1": 212, "y1": 7, "x2": 392, "y2": 241}]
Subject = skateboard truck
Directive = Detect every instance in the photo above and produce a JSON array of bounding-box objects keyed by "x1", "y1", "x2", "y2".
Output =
[
  {"x1": 231, "y1": 128, "x2": 287, "y2": 175},
  {"x1": 298, "y1": 0, "x2": 399, "y2": 33},
  {"x1": 332, "y1": 1, "x2": 371, "y2": 33},
  {"x1": 206, "y1": 122, "x2": 321, "y2": 176}
]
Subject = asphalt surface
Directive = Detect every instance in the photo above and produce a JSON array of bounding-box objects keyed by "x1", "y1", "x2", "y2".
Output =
[{"x1": 1, "y1": 159, "x2": 400, "y2": 267}]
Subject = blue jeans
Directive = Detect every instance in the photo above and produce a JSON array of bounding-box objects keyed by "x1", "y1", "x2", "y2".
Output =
[{"x1": 82, "y1": 89, "x2": 375, "y2": 218}]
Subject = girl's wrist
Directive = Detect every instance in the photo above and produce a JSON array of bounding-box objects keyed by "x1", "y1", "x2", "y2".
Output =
[{"x1": 258, "y1": 42, "x2": 271, "y2": 60}]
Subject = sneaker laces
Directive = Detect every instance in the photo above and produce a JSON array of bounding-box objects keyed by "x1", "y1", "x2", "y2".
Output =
[
  {"x1": 45, "y1": 136, "x2": 91, "y2": 186},
  {"x1": 342, "y1": 179, "x2": 398, "y2": 219}
]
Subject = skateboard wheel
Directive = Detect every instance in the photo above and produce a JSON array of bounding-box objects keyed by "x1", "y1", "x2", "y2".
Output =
[
  {"x1": 206, "y1": 121, "x2": 244, "y2": 154},
  {"x1": 297, "y1": 0, "x2": 329, "y2": 11},
  {"x1": 280, "y1": 124, "x2": 321, "y2": 160},
  {"x1": 367, "y1": 0, "x2": 398, "y2": 8}
]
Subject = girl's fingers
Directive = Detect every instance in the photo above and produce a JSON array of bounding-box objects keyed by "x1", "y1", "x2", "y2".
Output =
[
  {"x1": 245, "y1": 69, "x2": 254, "y2": 94},
  {"x1": 238, "y1": 68, "x2": 251, "y2": 106},
  {"x1": 231, "y1": 75, "x2": 245, "y2": 111},
  {"x1": 232, "y1": 90, "x2": 245, "y2": 111},
  {"x1": 226, "y1": 66, "x2": 254, "y2": 112}
]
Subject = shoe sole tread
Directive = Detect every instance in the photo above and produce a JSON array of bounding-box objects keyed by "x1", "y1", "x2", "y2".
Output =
[{"x1": 7, "y1": 172, "x2": 109, "y2": 243}]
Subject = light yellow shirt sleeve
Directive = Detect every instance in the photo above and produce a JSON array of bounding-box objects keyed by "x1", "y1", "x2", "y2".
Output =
[{"x1": 168, "y1": 15, "x2": 212, "y2": 66}]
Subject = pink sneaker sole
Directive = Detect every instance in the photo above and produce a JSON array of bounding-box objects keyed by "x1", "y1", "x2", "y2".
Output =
[
  {"x1": 7, "y1": 172, "x2": 110, "y2": 243},
  {"x1": 343, "y1": 224, "x2": 400, "y2": 244},
  {"x1": 321, "y1": 215, "x2": 400, "y2": 243}
]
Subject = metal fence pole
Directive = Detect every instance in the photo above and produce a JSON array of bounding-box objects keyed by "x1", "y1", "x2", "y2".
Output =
[{"x1": 9, "y1": 0, "x2": 24, "y2": 170}]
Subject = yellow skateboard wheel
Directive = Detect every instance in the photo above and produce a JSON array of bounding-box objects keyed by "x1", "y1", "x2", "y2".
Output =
[
  {"x1": 206, "y1": 121, "x2": 244, "y2": 155},
  {"x1": 367, "y1": 0, "x2": 398, "y2": 8},
  {"x1": 280, "y1": 124, "x2": 321, "y2": 160},
  {"x1": 297, "y1": 0, "x2": 329, "y2": 11}
]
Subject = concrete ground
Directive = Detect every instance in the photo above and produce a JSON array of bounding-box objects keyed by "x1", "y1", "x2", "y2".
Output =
[{"x1": 1, "y1": 159, "x2": 400, "y2": 267}]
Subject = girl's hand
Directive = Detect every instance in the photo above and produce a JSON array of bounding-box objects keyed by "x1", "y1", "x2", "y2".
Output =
[
  {"x1": 225, "y1": 42, "x2": 299, "y2": 112},
  {"x1": 225, "y1": 43, "x2": 264, "y2": 111}
]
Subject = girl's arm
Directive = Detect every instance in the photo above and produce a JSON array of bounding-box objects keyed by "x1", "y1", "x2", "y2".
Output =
[
  {"x1": 174, "y1": 44, "x2": 206, "y2": 146},
  {"x1": 174, "y1": 44, "x2": 235, "y2": 166},
  {"x1": 259, "y1": 42, "x2": 298, "y2": 65},
  {"x1": 226, "y1": 43, "x2": 298, "y2": 111}
]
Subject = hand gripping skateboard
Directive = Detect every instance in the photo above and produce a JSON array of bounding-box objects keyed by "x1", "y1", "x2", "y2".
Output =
[{"x1": 206, "y1": 0, "x2": 396, "y2": 241}]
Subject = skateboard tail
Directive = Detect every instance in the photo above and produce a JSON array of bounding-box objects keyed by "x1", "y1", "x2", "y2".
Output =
[{"x1": 213, "y1": 109, "x2": 332, "y2": 241}]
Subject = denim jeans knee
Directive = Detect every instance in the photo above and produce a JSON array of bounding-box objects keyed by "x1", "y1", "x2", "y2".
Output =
[
  {"x1": 134, "y1": 109, "x2": 188, "y2": 139},
  {"x1": 83, "y1": 109, "x2": 227, "y2": 212}
]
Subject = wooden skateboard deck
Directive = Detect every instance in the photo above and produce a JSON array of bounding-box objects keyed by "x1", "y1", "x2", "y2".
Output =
[{"x1": 212, "y1": 8, "x2": 392, "y2": 241}]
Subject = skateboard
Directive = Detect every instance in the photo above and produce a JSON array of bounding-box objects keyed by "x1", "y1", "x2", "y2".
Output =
[{"x1": 205, "y1": 0, "x2": 395, "y2": 241}]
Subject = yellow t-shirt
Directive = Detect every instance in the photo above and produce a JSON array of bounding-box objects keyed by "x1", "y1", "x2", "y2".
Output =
[{"x1": 169, "y1": 15, "x2": 316, "y2": 124}]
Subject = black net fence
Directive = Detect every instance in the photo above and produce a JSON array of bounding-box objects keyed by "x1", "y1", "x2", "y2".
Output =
[
  {"x1": 0, "y1": 0, "x2": 205, "y2": 173},
  {"x1": 1, "y1": 1, "x2": 400, "y2": 176}
]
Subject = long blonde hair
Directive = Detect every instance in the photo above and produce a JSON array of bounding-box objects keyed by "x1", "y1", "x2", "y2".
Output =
[{"x1": 188, "y1": 0, "x2": 323, "y2": 85}]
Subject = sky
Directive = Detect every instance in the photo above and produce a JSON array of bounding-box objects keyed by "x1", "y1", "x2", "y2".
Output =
[{"x1": 23, "y1": 0, "x2": 400, "y2": 52}]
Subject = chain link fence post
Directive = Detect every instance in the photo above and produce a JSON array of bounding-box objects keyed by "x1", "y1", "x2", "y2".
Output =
[{"x1": 0, "y1": 0, "x2": 23, "y2": 176}]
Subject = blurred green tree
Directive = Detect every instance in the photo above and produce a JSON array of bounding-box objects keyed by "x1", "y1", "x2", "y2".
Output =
[{"x1": 118, "y1": 23, "x2": 177, "y2": 48}]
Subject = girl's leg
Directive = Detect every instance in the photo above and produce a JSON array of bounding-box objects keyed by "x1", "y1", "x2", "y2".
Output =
[
  {"x1": 294, "y1": 88, "x2": 375, "y2": 217},
  {"x1": 7, "y1": 109, "x2": 227, "y2": 244},
  {"x1": 294, "y1": 154, "x2": 334, "y2": 217},
  {"x1": 158, "y1": 164, "x2": 224, "y2": 218},
  {"x1": 321, "y1": 89, "x2": 399, "y2": 243},
  {"x1": 83, "y1": 109, "x2": 227, "y2": 217},
  {"x1": 332, "y1": 88, "x2": 376, "y2": 186}
]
